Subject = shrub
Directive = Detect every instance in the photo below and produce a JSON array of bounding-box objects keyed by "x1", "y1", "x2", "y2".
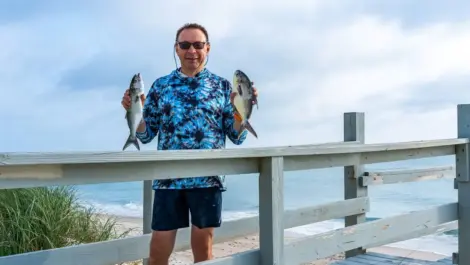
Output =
[{"x1": 0, "y1": 186, "x2": 132, "y2": 256}]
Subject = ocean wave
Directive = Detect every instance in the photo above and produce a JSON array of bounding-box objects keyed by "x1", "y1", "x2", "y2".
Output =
[{"x1": 78, "y1": 199, "x2": 143, "y2": 217}]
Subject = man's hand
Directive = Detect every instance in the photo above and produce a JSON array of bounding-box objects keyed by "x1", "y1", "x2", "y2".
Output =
[{"x1": 121, "y1": 89, "x2": 146, "y2": 110}]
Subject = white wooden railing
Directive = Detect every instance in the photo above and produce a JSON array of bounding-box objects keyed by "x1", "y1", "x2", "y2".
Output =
[{"x1": 1, "y1": 104, "x2": 470, "y2": 265}]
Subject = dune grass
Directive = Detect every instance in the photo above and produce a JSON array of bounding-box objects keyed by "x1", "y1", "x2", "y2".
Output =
[{"x1": 0, "y1": 186, "x2": 132, "y2": 257}]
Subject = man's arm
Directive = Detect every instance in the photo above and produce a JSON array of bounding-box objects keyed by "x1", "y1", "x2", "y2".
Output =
[
  {"x1": 136, "y1": 82, "x2": 161, "y2": 144},
  {"x1": 223, "y1": 81, "x2": 248, "y2": 145}
]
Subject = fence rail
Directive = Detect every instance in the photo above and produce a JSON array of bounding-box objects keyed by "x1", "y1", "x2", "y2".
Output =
[
  {"x1": 360, "y1": 165, "x2": 455, "y2": 186},
  {"x1": 1, "y1": 104, "x2": 470, "y2": 265}
]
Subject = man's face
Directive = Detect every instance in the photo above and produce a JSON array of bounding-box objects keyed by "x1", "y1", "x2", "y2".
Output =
[{"x1": 175, "y1": 28, "x2": 210, "y2": 72}]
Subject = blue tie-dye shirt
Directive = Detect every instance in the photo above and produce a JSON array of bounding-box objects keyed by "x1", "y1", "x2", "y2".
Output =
[{"x1": 136, "y1": 68, "x2": 248, "y2": 190}]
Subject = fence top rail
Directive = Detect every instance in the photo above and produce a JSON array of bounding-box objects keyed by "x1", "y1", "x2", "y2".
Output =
[{"x1": 0, "y1": 138, "x2": 466, "y2": 166}]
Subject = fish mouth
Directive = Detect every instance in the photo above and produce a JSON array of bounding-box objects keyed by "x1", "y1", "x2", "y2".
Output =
[{"x1": 234, "y1": 70, "x2": 244, "y2": 78}]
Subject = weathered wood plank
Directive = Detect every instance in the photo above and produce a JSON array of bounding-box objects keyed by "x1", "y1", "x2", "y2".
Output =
[
  {"x1": 0, "y1": 144, "x2": 459, "y2": 189},
  {"x1": 364, "y1": 221, "x2": 457, "y2": 249},
  {"x1": 455, "y1": 104, "x2": 470, "y2": 265},
  {"x1": 332, "y1": 252, "x2": 453, "y2": 265},
  {"x1": 0, "y1": 141, "x2": 359, "y2": 165},
  {"x1": 359, "y1": 166, "x2": 455, "y2": 186},
  {"x1": 283, "y1": 203, "x2": 458, "y2": 264},
  {"x1": 258, "y1": 157, "x2": 284, "y2": 265},
  {"x1": 367, "y1": 252, "x2": 452, "y2": 264},
  {"x1": 282, "y1": 144, "x2": 456, "y2": 172},
  {"x1": 0, "y1": 158, "x2": 259, "y2": 189},
  {"x1": 331, "y1": 260, "x2": 363, "y2": 265},
  {"x1": 197, "y1": 249, "x2": 259, "y2": 265},
  {"x1": 436, "y1": 257, "x2": 454, "y2": 264},
  {"x1": 0, "y1": 197, "x2": 369, "y2": 265},
  {"x1": 343, "y1": 112, "x2": 367, "y2": 258},
  {"x1": 282, "y1": 198, "x2": 369, "y2": 230},
  {"x1": 0, "y1": 138, "x2": 464, "y2": 166},
  {"x1": 0, "y1": 234, "x2": 149, "y2": 265},
  {"x1": 346, "y1": 252, "x2": 431, "y2": 264}
]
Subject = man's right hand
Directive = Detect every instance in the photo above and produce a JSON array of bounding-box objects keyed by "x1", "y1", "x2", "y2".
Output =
[{"x1": 121, "y1": 89, "x2": 146, "y2": 110}]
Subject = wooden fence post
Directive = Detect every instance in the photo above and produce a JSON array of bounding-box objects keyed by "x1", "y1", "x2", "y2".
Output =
[
  {"x1": 259, "y1": 156, "x2": 285, "y2": 265},
  {"x1": 455, "y1": 104, "x2": 470, "y2": 265},
  {"x1": 142, "y1": 180, "x2": 154, "y2": 265},
  {"x1": 343, "y1": 112, "x2": 366, "y2": 258}
]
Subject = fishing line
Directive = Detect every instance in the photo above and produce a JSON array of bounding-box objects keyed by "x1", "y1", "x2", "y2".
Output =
[{"x1": 173, "y1": 46, "x2": 178, "y2": 69}]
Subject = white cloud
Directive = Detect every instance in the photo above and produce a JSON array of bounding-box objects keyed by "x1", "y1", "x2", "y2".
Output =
[{"x1": 1, "y1": 1, "x2": 470, "y2": 153}]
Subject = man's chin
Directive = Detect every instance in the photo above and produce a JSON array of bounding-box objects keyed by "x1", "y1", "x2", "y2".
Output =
[{"x1": 184, "y1": 62, "x2": 203, "y2": 70}]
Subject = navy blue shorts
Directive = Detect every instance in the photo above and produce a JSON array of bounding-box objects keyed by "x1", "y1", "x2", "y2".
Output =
[{"x1": 151, "y1": 187, "x2": 223, "y2": 231}]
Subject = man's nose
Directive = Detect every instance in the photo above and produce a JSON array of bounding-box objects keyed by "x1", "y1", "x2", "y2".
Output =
[{"x1": 187, "y1": 45, "x2": 197, "y2": 53}]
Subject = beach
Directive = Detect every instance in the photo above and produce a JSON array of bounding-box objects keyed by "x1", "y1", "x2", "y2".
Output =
[{"x1": 111, "y1": 215, "x2": 448, "y2": 265}]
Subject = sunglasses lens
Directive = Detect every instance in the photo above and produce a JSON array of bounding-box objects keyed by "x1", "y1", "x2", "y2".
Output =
[
  {"x1": 179, "y1": 42, "x2": 191, "y2": 49},
  {"x1": 193, "y1": 42, "x2": 205, "y2": 49},
  {"x1": 178, "y1": 41, "x2": 206, "y2": 50}
]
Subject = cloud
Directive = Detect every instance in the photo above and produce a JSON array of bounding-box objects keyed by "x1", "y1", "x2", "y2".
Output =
[{"x1": 1, "y1": 0, "x2": 470, "y2": 153}]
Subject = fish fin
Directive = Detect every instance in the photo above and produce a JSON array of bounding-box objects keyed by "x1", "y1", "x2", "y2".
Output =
[
  {"x1": 122, "y1": 135, "x2": 140, "y2": 151},
  {"x1": 240, "y1": 120, "x2": 258, "y2": 138}
]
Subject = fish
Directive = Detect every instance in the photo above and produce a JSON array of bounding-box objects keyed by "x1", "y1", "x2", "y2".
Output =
[
  {"x1": 122, "y1": 73, "x2": 145, "y2": 151},
  {"x1": 232, "y1": 69, "x2": 258, "y2": 138}
]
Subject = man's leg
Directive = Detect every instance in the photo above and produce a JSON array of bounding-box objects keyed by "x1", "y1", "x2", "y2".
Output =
[
  {"x1": 149, "y1": 189, "x2": 190, "y2": 265},
  {"x1": 186, "y1": 187, "x2": 222, "y2": 263}
]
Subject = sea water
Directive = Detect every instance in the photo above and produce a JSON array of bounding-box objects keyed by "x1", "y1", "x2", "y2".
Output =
[{"x1": 75, "y1": 156, "x2": 457, "y2": 256}]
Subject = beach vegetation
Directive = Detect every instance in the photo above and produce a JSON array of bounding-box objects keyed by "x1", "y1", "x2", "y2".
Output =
[{"x1": 0, "y1": 186, "x2": 132, "y2": 257}]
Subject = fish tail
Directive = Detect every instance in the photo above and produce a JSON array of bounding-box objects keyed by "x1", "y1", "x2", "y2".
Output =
[
  {"x1": 122, "y1": 134, "x2": 140, "y2": 151},
  {"x1": 241, "y1": 120, "x2": 258, "y2": 138}
]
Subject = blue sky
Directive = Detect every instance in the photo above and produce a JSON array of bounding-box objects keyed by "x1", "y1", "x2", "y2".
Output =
[{"x1": 1, "y1": 0, "x2": 470, "y2": 152}]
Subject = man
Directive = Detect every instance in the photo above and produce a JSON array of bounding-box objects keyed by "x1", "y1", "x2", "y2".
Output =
[{"x1": 121, "y1": 23, "x2": 258, "y2": 265}]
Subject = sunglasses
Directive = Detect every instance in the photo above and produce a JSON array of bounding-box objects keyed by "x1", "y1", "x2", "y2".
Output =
[{"x1": 177, "y1": 41, "x2": 207, "y2": 50}]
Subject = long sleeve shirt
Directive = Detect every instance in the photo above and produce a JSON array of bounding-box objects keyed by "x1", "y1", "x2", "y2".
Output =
[{"x1": 136, "y1": 68, "x2": 248, "y2": 190}]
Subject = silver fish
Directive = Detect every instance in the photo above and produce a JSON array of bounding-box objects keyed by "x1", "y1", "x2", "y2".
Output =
[
  {"x1": 232, "y1": 69, "x2": 258, "y2": 138},
  {"x1": 123, "y1": 73, "x2": 145, "y2": 151}
]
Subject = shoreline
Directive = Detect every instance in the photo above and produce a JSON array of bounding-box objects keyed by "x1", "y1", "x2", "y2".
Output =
[{"x1": 104, "y1": 214, "x2": 449, "y2": 265}]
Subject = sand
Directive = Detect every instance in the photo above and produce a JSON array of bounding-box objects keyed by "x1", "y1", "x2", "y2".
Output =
[{"x1": 108, "y1": 215, "x2": 447, "y2": 265}]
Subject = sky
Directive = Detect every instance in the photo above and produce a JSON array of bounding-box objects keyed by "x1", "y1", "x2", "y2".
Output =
[{"x1": 1, "y1": 0, "x2": 470, "y2": 153}]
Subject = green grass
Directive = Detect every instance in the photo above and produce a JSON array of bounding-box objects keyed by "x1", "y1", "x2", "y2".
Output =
[{"x1": 0, "y1": 186, "x2": 132, "y2": 257}]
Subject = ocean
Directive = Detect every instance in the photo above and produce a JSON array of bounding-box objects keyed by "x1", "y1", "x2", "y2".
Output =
[{"x1": 75, "y1": 156, "x2": 457, "y2": 256}]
